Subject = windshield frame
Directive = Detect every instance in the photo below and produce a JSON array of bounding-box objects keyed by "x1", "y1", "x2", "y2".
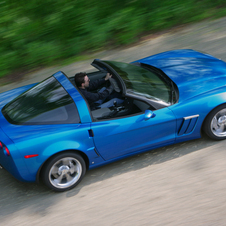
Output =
[{"x1": 92, "y1": 59, "x2": 177, "y2": 108}]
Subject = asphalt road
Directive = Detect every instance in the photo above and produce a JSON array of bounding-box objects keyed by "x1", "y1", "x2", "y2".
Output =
[{"x1": 1, "y1": 17, "x2": 226, "y2": 226}]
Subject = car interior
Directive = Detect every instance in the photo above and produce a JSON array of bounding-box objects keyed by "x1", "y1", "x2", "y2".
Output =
[{"x1": 69, "y1": 70, "x2": 155, "y2": 121}]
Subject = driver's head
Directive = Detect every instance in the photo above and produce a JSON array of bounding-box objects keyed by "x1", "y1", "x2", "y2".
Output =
[{"x1": 74, "y1": 72, "x2": 90, "y2": 88}]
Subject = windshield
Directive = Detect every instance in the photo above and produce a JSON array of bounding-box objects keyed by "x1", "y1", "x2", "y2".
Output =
[
  {"x1": 2, "y1": 76, "x2": 80, "y2": 125},
  {"x1": 103, "y1": 61, "x2": 172, "y2": 104}
]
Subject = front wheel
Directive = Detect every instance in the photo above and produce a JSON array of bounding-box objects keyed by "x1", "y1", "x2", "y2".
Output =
[
  {"x1": 42, "y1": 152, "x2": 86, "y2": 192},
  {"x1": 204, "y1": 104, "x2": 226, "y2": 140}
]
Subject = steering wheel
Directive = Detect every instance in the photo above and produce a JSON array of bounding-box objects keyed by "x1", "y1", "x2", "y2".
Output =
[{"x1": 109, "y1": 77, "x2": 121, "y2": 92}]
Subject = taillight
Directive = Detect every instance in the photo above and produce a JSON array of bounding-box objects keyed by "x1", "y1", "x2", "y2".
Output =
[
  {"x1": 0, "y1": 141, "x2": 10, "y2": 156},
  {"x1": 0, "y1": 141, "x2": 3, "y2": 149},
  {"x1": 4, "y1": 146, "x2": 10, "y2": 156}
]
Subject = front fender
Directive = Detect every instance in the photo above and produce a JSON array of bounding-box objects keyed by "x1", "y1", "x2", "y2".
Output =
[{"x1": 170, "y1": 86, "x2": 226, "y2": 142}]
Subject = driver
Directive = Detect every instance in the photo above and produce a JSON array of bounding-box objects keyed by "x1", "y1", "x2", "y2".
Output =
[{"x1": 74, "y1": 72, "x2": 123, "y2": 110}]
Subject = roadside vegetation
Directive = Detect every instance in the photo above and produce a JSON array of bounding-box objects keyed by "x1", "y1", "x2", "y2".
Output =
[{"x1": 1, "y1": 0, "x2": 226, "y2": 79}]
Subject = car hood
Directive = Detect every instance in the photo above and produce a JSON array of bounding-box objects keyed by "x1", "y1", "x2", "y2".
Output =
[{"x1": 136, "y1": 49, "x2": 226, "y2": 102}]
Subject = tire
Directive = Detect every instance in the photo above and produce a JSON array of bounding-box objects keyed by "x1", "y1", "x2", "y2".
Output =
[
  {"x1": 204, "y1": 104, "x2": 226, "y2": 140},
  {"x1": 42, "y1": 152, "x2": 86, "y2": 192}
]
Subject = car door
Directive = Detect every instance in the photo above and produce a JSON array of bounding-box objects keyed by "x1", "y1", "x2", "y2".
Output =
[{"x1": 91, "y1": 107, "x2": 176, "y2": 160}]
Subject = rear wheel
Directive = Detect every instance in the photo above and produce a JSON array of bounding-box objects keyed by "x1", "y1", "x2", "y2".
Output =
[
  {"x1": 42, "y1": 152, "x2": 86, "y2": 192},
  {"x1": 204, "y1": 104, "x2": 226, "y2": 140}
]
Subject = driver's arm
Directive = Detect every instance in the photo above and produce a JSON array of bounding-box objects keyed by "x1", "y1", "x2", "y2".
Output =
[
  {"x1": 88, "y1": 78, "x2": 106, "y2": 91},
  {"x1": 88, "y1": 73, "x2": 112, "y2": 91},
  {"x1": 105, "y1": 73, "x2": 112, "y2": 80}
]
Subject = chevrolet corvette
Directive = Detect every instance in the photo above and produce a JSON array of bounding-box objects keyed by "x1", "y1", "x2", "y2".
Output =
[{"x1": 1, "y1": 49, "x2": 226, "y2": 191}]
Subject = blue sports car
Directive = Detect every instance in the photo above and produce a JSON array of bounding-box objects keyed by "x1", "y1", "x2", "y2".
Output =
[{"x1": 1, "y1": 49, "x2": 226, "y2": 191}]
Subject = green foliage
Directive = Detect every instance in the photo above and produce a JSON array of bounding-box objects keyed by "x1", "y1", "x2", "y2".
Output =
[{"x1": 1, "y1": 0, "x2": 226, "y2": 78}]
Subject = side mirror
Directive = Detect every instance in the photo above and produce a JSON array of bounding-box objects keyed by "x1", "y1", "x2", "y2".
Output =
[{"x1": 144, "y1": 110, "x2": 155, "y2": 120}]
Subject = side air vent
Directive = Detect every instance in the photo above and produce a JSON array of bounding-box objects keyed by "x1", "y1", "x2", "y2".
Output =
[{"x1": 178, "y1": 115, "x2": 199, "y2": 136}]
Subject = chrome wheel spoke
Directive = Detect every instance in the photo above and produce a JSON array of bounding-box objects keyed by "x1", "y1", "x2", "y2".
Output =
[
  {"x1": 212, "y1": 116, "x2": 218, "y2": 130},
  {"x1": 69, "y1": 161, "x2": 76, "y2": 174},
  {"x1": 216, "y1": 123, "x2": 225, "y2": 132},
  {"x1": 53, "y1": 173, "x2": 64, "y2": 184},
  {"x1": 65, "y1": 173, "x2": 74, "y2": 182},
  {"x1": 62, "y1": 158, "x2": 70, "y2": 166},
  {"x1": 51, "y1": 165, "x2": 59, "y2": 176}
]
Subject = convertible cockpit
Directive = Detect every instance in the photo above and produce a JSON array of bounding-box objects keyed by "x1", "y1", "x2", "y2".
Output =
[{"x1": 91, "y1": 97, "x2": 153, "y2": 120}]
